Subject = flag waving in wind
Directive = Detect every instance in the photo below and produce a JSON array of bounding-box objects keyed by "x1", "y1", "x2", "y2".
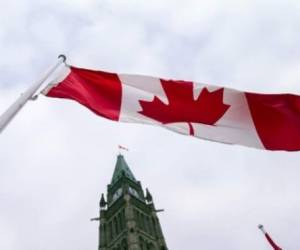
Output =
[
  {"x1": 118, "y1": 145, "x2": 129, "y2": 151},
  {"x1": 43, "y1": 65, "x2": 300, "y2": 151}
]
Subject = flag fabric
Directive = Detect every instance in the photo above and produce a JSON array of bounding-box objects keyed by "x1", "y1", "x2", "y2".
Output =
[
  {"x1": 43, "y1": 66, "x2": 300, "y2": 151},
  {"x1": 118, "y1": 145, "x2": 129, "y2": 151}
]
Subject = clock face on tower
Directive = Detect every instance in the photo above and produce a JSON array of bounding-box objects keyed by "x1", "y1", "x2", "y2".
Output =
[
  {"x1": 112, "y1": 187, "x2": 123, "y2": 203},
  {"x1": 128, "y1": 186, "x2": 140, "y2": 199}
]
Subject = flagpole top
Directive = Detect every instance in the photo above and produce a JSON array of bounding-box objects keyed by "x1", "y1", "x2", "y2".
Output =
[
  {"x1": 58, "y1": 54, "x2": 67, "y2": 63},
  {"x1": 258, "y1": 224, "x2": 266, "y2": 234}
]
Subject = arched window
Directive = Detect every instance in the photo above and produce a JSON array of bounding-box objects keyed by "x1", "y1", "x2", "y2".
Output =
[
  {"x1": 100, "y1": 224, "x2": 105, "y2": 242},
  {"x1": 133, "y1": 209, "x2": 139, "y2": 227},
  {"x1": 111, "y1": 221, "x2": 114, "y2": 239},
  {"x1": 117, "y1": 217, "x2": 120, "y2": 235},
  {"x1": 138, "y1": 212, "x2": 142, "y2": 230},
  {"x1": 121, "y1": 239, "x2": 128, "y2": 250},
  {"x1": 118, "y1": 212, "x2": 122, "y2": 231},
  {"x1": 108, "y1": 222, "x2": 112, "y2": 241},
  {"x1": 103, "y1": 224, "x2": 107, "y2": 241},
  {"x1": 152, "y1": 218, "x2": 157, "y2": 237},
  {"x1": 143, "y1": 240, "x2": 147, "y2": 250},
  {"x1": 148, "y1": 217, "x2": 154, "y2": 236},
  {"x1": 142, "y1": 214, "x2": 146, "y2": 232},
  {"x1": 147, "y1": 243, "x2": 155, "y2": 250},
  {"x1": 121, "y1": 209, "x2": 126, "y2": 229},
  {"x1": 145, "y1": 216, "x2": 151, "y2": 234},
  {"x1": 139, "y1": 236, "x2": 144, "y2": 250},
  {"x1": 114, "y1": 216, "x2": 120, "y2": 235}
]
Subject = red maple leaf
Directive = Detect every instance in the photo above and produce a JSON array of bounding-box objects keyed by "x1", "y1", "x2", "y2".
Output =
[{"x1": 139, "y1": 79, "x2": 230, "y2": 135}]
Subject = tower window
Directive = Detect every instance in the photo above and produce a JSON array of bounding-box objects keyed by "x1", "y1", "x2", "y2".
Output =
[
  {"x1": 108, "y1": 222, "x2": 113, "y2": 241},
  {"x1": 117, "y1": 213, "x2": 122, "y2": 231},
  {"x1": 114, "y1": 217, "x2": 119, "y2": 236}
]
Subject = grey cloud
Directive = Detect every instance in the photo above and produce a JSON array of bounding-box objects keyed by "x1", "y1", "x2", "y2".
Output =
[{"x1": 1, "y1": 1, "x2": 300, "y2": 250}]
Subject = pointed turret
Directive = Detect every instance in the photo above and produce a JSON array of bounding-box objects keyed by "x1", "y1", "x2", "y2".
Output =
[
  {"x1": 99, "y1": 193, "x2": 106, "y2": 209},
  {"x1": 146, "y1": 188, "x2": 153, "y2": 203},
  {"x1": 111, "y1": 154, "x2": 136, "y2": 184}
]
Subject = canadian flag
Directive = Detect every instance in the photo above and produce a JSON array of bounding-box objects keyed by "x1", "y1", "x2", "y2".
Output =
[{"x1": 43, "y1": 66, "x2": 300, "y2": 151}]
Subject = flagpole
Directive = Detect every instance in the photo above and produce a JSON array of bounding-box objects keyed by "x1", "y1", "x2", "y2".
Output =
[
  {"x1": 0, "y1": 54, "x2": 66, "y2": 134},
  {"x1": 258, "y1": 224, "x2": 266, "y2": 234},
  {"x1": 258, "y1": 224, "x2": 282, "y2": 250}
]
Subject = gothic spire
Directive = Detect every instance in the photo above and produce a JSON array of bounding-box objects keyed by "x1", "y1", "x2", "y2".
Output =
[
  {"x1": 146, "y1": 188, "x2": 153, "y2": 203},
  {"x1": 111, "y1": 154, "x2": 136, "y2": 184},
  {"x1": 99, "y1": 193, "x2": 106, "y2": 208}
]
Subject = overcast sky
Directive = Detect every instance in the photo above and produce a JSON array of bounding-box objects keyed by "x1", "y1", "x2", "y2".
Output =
[{"x1": 1, "y1": 0, "x2": 300, "y2": 249}]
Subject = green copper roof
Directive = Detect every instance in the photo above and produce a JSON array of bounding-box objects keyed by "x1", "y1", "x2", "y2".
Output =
[{"x1": 111, "y1": 154, "x2": 136, "y2": 184}]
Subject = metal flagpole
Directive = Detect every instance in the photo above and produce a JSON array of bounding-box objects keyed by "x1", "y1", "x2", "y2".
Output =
[
  {"x1": 258, "y1": 224, "x2": 283, "y2": 250},
  {"x1": 0, "y1": 54, "x2": 66, "y2": 134}
]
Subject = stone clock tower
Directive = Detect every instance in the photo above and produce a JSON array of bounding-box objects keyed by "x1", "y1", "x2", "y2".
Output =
[{"x1": 96, "y1": 154, "x2": 168, "y2": 250}]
